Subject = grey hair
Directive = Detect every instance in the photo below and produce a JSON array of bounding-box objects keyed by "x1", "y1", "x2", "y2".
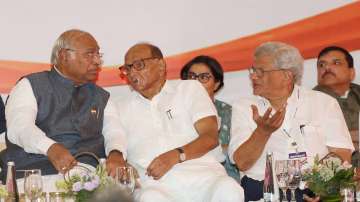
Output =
[
  {"x1": 254, "y1": 41, "x2": 304, "y2": 85},
  {"x1": 50, "y1": 29, "x2": 90, "y2": 66}
]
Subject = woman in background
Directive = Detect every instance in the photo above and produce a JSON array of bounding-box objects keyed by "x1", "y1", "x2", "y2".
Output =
[{"x1": 181, "y1": 55, "x2": 240, "y2": 183}]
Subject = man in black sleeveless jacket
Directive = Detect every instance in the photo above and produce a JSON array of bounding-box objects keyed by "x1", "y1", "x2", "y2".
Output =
[
  {"x1": 0, "y1": 29, "x2": 127, "y2": 179},
  {"x1": 314, "y1": 46, "x2": 360, "y2": 150}
]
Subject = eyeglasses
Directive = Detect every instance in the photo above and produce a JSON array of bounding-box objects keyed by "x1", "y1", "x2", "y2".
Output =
[
  {"x1": 119, "y1": 57, "x2": 159, "y2": 75},
  {"x1": 187, "y1": 72, "x2": 212, "y2": 83},
  {"x1": 66, "y1": 49, "x2": 104, "y2": 59},
  {"x1": 248, "y1": 66, "x2": 285, "y2": 77}
]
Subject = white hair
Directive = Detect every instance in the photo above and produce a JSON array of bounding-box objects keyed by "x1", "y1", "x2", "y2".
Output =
[
  {"x1": 50, "y1": 29, "x2": 90, "y2": 66},
  {"x1": 254, "y1": 41, "x2": 304, "y2": 85}
]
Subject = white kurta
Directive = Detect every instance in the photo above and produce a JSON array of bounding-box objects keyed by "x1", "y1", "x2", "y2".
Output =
[
  {"x1": 6, "y1": 70, "x2": 128, "y2": 194},
  {"x1": 116, "y1": 80, "x2": 244, "y2": 202},
  {"x1": 6, "y1": 78, "x2": 127, "y2": 157},
  {"x1": 229, "y1": 85, "x2": 354, "y2": 181}
]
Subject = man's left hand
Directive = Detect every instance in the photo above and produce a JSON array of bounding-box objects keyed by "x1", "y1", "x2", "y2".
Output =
[
  {"x1": 146, "y1": 149, "x2": 179, "y2": 180},
  {"x1": 106, "y1": 150, "x2": 126, "y2": 178}
]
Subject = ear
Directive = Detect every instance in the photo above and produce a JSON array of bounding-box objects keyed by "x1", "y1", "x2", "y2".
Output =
[
  {"x1": 214, "y1": 81, "x2": 221, "y2": 92},
  {"x1": 350, "y1": 68, "x2": 355, "y2": 81},
  {"x1": 283, "y1": 70, "x2": 294, "y2": 84},
  {"x1": 158, "y1": 59, "x2": 167, "y2": 76}
]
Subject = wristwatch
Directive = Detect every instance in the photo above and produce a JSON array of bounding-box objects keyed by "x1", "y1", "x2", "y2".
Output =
[{"x1": 176, "y1": 147, "x2": 186, "y2": 163}]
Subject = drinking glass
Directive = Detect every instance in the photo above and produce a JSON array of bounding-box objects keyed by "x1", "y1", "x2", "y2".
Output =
[
  {"x1": 116, "y1": 167, "x2": 135, "y2": 193},
  {"x1": 24, "y1": 169, "x2": 43, "y2": 202},
  {"x1": 341, "y1": 185, "x2": 355, "y2": 202},
  {"x1": 287, "y1": 159, "x2": 301, "y2": 202},
  {"x1": 49, "y1": 192, "x2": 66, "y2": 202},
  {"x1": 275, "y1": 160, "x2": 289, "y2": 201}
]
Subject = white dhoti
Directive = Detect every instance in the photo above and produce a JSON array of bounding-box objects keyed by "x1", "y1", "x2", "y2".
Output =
[{"x1": 134, "y1": 160, "x2": 244, "y2": 202}]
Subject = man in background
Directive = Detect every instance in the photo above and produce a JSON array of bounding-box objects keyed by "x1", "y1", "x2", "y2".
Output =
[{"x1": 314, "y1": 46, "x2": 360, "y2": 149}]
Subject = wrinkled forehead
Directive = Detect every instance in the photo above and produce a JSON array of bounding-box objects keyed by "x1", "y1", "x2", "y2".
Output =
[
  {"x1": 254, "y1": 55, "x2": 276, "y2": 69},
  {"x1": 125, "y1": 45, "x2": 152, "y2": 64},
  {"x1": 319, "y1": 50, "x2": 347, "y2": 61},
  {"x1": 70, "y1": 34, "x2": 99, "y2": 50}
]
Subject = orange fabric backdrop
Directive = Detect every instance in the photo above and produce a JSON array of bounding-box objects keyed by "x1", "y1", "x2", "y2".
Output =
[{"x1": 0, "y1": 2, "x2": 360, "y2": 93}]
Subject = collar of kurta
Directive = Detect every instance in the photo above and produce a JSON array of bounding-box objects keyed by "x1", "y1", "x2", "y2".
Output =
[
  {"x1": 50, "y1": 67, "x2": 93, "y2": 90},
  {"x1": 256, "y1": 84, "x2": 302, "y2": 110},
  {"x1": 134, "y1": 80, "x2": 174, "y2": 103}
]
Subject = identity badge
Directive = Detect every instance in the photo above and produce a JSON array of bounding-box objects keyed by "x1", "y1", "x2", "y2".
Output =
[{"x1": 288, "y1": 151, "x2": 307, "y2": 159}]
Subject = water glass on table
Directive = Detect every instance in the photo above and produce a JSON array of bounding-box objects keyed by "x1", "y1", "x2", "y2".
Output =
[
  {"x1": 115, "y1": 166, "x2": 136, "y2": 194},
  {"x1": 287, "y1": 159, "x2": 301, "y2": 202},
  {"x1": 24, "y1": 169, "x2": 43, "y2": 202},
  {"x1": 275, "y1": 160, "x2": 289, "y2": 201},
  {"x1": 341, "y1": 185, "x2": 355, "y2": 202},
  {"x1": 19, "y1": 192, "x2": 46, "y2": 202},
  {"x1": 49, "y1": 192, "x2": 66, "y2": 202}
]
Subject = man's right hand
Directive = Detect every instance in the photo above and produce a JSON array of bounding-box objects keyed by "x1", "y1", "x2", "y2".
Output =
[
  {"x1": 233, "y1": 105, "x2": 286, "y2": 171},
  {"x1": 47, "y1": 143, "x2": 77, "y2": 174},
  {"x1": 251, "y1": 105, "x2": 286, "y2": 136}
]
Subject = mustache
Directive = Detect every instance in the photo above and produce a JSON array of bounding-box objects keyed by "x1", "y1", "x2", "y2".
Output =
[{"x1": 321, "y1": 71, "x2": 336, "y2": 78}]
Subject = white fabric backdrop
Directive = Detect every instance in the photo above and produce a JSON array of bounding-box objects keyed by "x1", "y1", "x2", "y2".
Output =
[{"x1": 0, "y1": 0, "x2": 353, "y2": 65}]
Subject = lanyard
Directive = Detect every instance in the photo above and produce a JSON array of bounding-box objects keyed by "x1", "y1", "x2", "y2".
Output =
[
  {"x1": 258, "y1": 87, "x2": 303, "y2": 152},
  {"x1": 282, "y1": 128, "x2": 298, "y2": 152},
  {"x1": 281, "y1": 88, "x2": 301, "y2": 152}
]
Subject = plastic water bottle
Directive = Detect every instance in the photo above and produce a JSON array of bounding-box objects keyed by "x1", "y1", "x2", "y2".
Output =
[{"x1": 263, "y1": 152, "x2": 275, "y2": 202}]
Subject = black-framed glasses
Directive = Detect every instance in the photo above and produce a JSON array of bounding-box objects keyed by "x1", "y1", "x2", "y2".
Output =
[
  {"x1": 187, "y1": 72, "x2": 212, "y2": 83},
  {"x1": 248, "y1": 66, "x2": 285, "y2": 77},
  {"x1": 66, "y1": 49, "x2": 103, "y2": 59},
  {"x1": 119, "y1": 57, "x2": 159, "y2": 74}
]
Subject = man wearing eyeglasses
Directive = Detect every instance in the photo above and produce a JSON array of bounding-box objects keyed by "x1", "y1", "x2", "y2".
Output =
[
  {"x1": 117, "y1": 43, "x2": 244, "y2": 202},
  {"x1": 229, "y1": 41, "x2": 354, "y2": 201},
  {"x1": 313, "y1": 46, "x2": 360, "y2": 150},
  {"x1": 0, "y1": 29, "x2": 127, "y2": 182}
]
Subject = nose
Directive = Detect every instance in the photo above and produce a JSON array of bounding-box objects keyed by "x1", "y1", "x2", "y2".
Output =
[
  {"x1": 324, "y1": 61, "x2": 338, "y2": 70},
  {"x1": 322, "y1": 65, "x2": 334, "y2": 74},
  {"x1": 93, "y1": 55, "x2": 103, "y2": 66}
]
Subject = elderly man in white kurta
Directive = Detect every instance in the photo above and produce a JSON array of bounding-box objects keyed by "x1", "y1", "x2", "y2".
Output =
[
  {"x1": 229, "y1": 42, "x2": 354, "y2": 202},
  {"x1": 117, "y1": 43, "x2": 244, "y2": 202}
]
